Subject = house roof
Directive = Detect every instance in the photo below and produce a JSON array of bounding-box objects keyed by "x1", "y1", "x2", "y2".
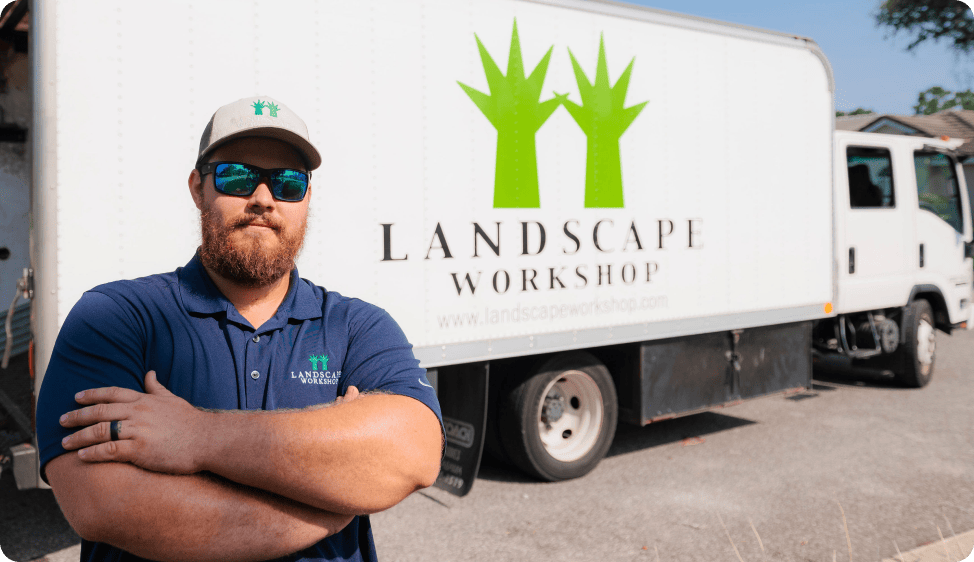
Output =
[
  {"x1": 838, "y1": 109, "x2": 974, "y2": 157},
  {"x1": 835, "y1": 113, "x2": 881, "y2": 132}
]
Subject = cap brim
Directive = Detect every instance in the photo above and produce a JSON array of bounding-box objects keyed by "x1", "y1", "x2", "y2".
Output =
[{"x1": 196, "y1": 127, "x2": 322, "y2": 171}]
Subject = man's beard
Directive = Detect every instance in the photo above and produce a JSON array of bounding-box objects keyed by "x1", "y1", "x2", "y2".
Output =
[{"x1": 198, "y1": 207, "x2": 307, "y2": 288}]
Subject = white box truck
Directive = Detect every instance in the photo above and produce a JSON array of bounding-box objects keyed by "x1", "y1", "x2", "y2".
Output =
[{"x1": 2, "y1": 0, "x2": 971, "y2": 495}]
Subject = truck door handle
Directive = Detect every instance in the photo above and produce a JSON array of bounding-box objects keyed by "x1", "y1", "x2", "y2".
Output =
[
  {"x1": 849, "y1": 247, "x2": 855, "y2": 274},
  {"x1": 919, "y1": 243, "x2": 925, "y2": 268}
]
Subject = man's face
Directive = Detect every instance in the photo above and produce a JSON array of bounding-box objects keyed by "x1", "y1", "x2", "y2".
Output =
[{"x1": 189, "y1": 137, "x2": 311, "y2": 288}]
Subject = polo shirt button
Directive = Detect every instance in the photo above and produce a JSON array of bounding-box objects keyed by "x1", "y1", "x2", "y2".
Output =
[
  {"x1": 253, "y1": 335, "x2": 260, "y2": 343},
  {"x1": 250, "y1": 370, "x2": 260, "y2": 380}
]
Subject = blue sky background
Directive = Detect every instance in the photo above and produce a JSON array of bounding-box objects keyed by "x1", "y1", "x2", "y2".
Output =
[{"x1": 612, "y1": 0, "x2": 974, "y2": 115}]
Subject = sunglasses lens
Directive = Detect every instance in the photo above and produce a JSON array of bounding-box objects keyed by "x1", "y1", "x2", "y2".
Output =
[
  {"x1": 214, "y1": 164, "x2": 258, "y2": 196},
  {"x1": 274, "y1": 170, "x2": 309, "y2": 201}
]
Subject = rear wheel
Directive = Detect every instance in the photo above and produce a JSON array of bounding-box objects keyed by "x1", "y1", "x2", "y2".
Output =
[
  {"x1": 894, "y1": 299, "x2": 936, "y2": 388},
  {"x1": 499, "y1": 352, "x2": 617, "y2": 481}
]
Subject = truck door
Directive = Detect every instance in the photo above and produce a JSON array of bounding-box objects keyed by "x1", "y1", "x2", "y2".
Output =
[
  {"x1": 839, "y1": 144, "x2": 914, "y2": 312},
  {"x1": 913, "y1": 151, "x2": 973, "y2": 325}
]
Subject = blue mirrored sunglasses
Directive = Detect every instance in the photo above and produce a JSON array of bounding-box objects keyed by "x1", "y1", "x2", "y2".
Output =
[{"x1": 199, "y1": 162, "x2": 310, "y2": 202}]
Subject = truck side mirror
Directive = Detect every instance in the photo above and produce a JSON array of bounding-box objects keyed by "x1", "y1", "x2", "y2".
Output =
[{"x1": 966, "y1": 241, "x2": 974, "y2": 260}]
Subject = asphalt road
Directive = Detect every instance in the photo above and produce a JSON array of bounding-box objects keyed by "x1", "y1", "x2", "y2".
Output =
[
  {"x1": 371, "y1": 329, "x2": 974, "y2": 562},
  {"x1": 1, "y1": 328, "x2": 972, "y2": 562}
]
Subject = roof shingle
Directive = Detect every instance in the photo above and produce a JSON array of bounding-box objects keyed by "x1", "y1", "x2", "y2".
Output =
[{"x1": 839, "y1": 109, "x2": 974, "y2": 156}]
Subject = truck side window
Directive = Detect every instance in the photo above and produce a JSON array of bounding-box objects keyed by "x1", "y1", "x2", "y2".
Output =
[
  {"x1": 915, "y1": 151, "x2": 963, "y2": 233},
  {"x1": 847, "y1": 147, "x2": 894, "y2": 209}
]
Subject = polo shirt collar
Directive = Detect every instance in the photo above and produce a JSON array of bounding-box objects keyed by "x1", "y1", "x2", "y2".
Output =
[{"x1": 178, "y1": 253, "x2": 322, "y2": 327}]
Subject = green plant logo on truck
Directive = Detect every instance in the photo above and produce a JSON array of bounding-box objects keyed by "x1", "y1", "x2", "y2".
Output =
[{"x1": 459, "y1": 20, "x2": 648, "y2": 209}]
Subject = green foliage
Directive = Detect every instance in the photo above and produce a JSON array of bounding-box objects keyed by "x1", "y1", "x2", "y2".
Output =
[
  {"x1": 876, "y1": 0, "x2": 974, "y2": 53},
  {"x1": 919, "y1": 192, "x2": 955, "y2": 222},
  {"x1": 836, "y1": 108, "x2": 875, "y2": 117},
  {"x1": 913, "y1": 86, "x2": 974, "y2": 114},
  {"x1": 458, "y1": 20, "x2": 563, "y2": 208}
]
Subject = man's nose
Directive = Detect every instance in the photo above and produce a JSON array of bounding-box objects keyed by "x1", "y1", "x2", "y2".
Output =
[{"x1": 247, "y1": 178, "x2": 276, "y2": 209}]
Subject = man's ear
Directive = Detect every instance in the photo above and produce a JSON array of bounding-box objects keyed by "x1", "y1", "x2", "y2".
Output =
[{"x1": 188, "y1": 169, "x2": 204, "y2": 211}]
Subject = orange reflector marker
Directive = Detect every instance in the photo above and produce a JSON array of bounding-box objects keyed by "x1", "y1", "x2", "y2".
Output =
[
  {"x1": 824, "y1": 302, "x2": 833, "y2": 314},
  {"x1": 941, "y1": 135, "x2": 951, "y2": 141}
]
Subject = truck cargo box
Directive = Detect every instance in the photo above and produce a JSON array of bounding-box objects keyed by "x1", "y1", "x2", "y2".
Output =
[{"x1": 32, "y1": 0, "x2": 835, "y2": 381}]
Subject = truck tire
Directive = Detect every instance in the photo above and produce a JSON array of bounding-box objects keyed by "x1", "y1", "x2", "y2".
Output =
[
  {"x1": 894, "y1": 299, "x2": 936, "y2": 388},
  {"x1": 499, "y1": 352, "x2": 617, "y2": 481}
]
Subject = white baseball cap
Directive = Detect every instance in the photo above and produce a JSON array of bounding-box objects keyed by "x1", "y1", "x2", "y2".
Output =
[{"x1": 196, "y1": 96, "x2": 322, "y2": 171}]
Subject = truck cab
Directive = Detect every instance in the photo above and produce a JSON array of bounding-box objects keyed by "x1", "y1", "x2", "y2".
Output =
[{"x1": 819, "y1": 130, "x2": 974, "y2": 386}]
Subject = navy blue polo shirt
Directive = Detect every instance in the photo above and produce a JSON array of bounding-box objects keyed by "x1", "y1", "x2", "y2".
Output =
[{"x1": 36, "y1": 254, "x2": 442, "y2": 562}]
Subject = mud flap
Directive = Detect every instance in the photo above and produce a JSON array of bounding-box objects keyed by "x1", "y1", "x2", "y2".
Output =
[{"x1": 431, "y1": 362, "x2": 488, "y2": 497}]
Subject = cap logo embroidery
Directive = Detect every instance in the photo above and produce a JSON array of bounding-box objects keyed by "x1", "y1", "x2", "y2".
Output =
[
  {"x1": 267, "y1": 102, "x2": 280, "y2": 117},
  {"x1": 252, "y1": 100, "x2": 267, "y2": 115}
]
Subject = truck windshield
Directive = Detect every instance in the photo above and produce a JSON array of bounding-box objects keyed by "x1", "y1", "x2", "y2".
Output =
[{"x1": 915, "y1": 151, "x2": 963, "y2": 233}]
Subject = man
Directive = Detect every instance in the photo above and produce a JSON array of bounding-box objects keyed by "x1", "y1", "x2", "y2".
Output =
[{"x1": 35, "y1": 96, "x2": 444, "y2": 562}]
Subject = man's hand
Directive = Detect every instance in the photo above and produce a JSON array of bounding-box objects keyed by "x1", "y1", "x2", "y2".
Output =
[
  {"x1": 60, "y1": 371, "x2": 210, "y2": 473},
  {"x1": 61, "y1": 371, "x2": 363, "y2": 474}
]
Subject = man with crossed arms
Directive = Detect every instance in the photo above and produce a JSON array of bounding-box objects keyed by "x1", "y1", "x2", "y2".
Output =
[{"x1": 35, "y1": 96, "x2": 444, "y2": 562}]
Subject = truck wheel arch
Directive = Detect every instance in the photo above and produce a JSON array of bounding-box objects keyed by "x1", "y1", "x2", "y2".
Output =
[{"x1": 906, "y1": 285, "x2": 950, "y2": 334}]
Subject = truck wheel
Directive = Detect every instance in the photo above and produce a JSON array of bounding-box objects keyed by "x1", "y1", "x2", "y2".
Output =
[
  {"x1": 499, "y1": 352, "x2": 617, "y2": 481},
  {"x1": 895, "y1": 299, "x2": 936, "y2": 388}
]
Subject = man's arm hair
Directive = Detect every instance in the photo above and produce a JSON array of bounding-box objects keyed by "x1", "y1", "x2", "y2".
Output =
[
  {"x1": 47, "y1": 453, "x2": 353, "y2": 562},
  {"x1": 195, "y1": 392, "x2": 443, "y2": 515},
  {"x1": 60, "y1": 382, "x2": 442, "y2": 516}
]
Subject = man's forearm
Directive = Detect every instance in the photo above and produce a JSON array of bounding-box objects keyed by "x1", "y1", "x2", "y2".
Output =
[
  {"x1": 47, "y1": 454, "x2": 353, "y2": 562},
  {"x1": 199, "y1": 394, "x2": 442, "y2": 515},
  {"x1": 58, "y1": 379, "x2": 443, "y2": 516}
]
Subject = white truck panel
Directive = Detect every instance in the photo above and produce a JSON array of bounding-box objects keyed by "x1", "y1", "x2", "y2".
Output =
[{"x1": 42, "y1": 0, "x2": 834, "y2": 369}]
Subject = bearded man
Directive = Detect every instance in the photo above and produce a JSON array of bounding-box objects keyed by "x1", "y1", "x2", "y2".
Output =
[{"x1": 35, "y1": 96, "x2": 444, "y2": 562}]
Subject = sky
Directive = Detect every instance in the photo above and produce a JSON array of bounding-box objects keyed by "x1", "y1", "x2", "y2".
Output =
[{"x1": 612, "y1": 0, "x2": 974, "y2": 116}]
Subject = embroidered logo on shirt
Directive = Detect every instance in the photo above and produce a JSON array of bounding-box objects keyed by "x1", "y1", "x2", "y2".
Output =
[
  {"x1": 308, "y1": 354, "x2": 328, "y2": 370},
  {"x1": 291, "y1": 354, "x2": 339, "y2": 385}
]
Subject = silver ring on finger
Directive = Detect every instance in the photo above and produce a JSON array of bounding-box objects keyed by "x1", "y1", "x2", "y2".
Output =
[{"x1": 110, "y1": 420, "x2": 122, "y2": 441}]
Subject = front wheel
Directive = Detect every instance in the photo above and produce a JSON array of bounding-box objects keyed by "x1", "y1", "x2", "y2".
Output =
[
  {"x1": 895, "y1": 299, "x2": 936, "y2": 388},
  {"x1": 499, "y1": 352, "x2": 618, "y2": 481}
]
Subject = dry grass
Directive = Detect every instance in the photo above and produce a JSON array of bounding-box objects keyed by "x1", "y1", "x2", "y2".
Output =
[
  {"x1": 836, "y1": 500, "x2": 853, "y2": 562},
  {"x1": 691, "y1": 509, "x2": 970, "y2": 562},
  {"x1": 717, "y1": 512, "x2": 746, "y2": 562}
]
